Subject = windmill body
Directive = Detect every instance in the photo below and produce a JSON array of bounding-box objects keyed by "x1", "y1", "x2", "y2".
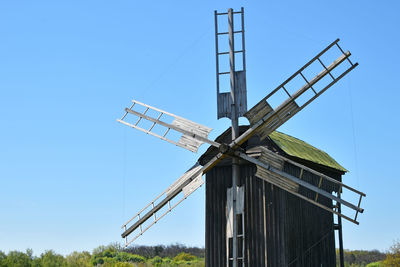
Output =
[
  {"x1": 117, "y1": 7, "x2": 365, "y2": 267},
  {"x1": 200, "y1": 127, "x2": 346, "y2": 266}
]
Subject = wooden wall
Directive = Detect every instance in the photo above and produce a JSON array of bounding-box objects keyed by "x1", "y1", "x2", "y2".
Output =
[{"x1": 205, "y1": 160, "x2": 341, "y2": 267}]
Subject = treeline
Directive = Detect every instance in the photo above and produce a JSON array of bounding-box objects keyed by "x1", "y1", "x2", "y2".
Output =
[
  {"x1": 1, "y1": 241, "x2": 399, "y2": 267},
  {"x1": 0, "y1": 243, "x2": 205, "y2": 267},
  {"x1": 125, "y1": 244, "x2": 204, "y2": 259},
  {"x1": 336, "y1": 240, "x2": 400, "y2": 267},
  {"x1": 336, "y1": 249, "x2": 386, "y2": 266}
]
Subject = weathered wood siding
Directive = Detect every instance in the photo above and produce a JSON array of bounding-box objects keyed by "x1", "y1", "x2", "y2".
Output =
[{"x1": 205, "y1": 160, "x2": 341, "y2": 267}]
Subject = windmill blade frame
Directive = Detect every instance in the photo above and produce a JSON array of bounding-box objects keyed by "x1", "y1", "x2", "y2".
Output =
[
  {"x1": 121, "y1": 163, "x2": 204, "y2": 247},
  {"x1": 235, "y1": 39, "x2": 358, "y2": 147},
  {"x1": 118, "y1": 99, "x2": 218, "y2": 153},
  {"x1": 234, "y1": 149, "x2": 365, "y2": 224}
]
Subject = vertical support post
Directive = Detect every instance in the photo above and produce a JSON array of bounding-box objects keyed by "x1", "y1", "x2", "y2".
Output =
[
  {"x1": 214, "y1": 10, "x2": 220, "y2": 98},
  {"x1": 216, "y1": 8, "x2": 246, "y2": 266},
  {"x1": 337, "y1": 192, "x2": 345, "y2": 267},
  {"x1": 241, "y1": 7, "x2": 246, "y2": 74},
  {"x1": 228, "y1": 8, "x2": 240, "y2": 267}
]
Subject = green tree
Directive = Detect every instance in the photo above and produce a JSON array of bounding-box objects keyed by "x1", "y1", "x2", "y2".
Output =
[
  {"x1": 154, "y1": 245, "x2": 164, "y2": 256},
  {"x1": 25, "y1": 249, "x2": 33, "y2": 261},
  {"x1": 65, "y1": 251, "x2": 91, "y2": 267},
  {"x1": 3, "y1": 251, "x2": 32, "y2": 267},
  {"x1": 92, "y1": 243, "x2": 121, "y2": 256},
  {"x1": 151, "y1": 256, "x2": 163, "y2": 267},
  {"x1": 383, "y1": 240, "x2": 400, "y2": 267},
  {"x1": 40, "y1": 250, "x2": 66, "y2": 267},
  {"x1": 0, "y1": 250, "x2": 6, "y2": 267},
  {"x1": 32, "y1": 257, "x2": 43, "y2": 267},
  {"x1": 91, "y1": 246, "x2": 118, "y2": 266}
]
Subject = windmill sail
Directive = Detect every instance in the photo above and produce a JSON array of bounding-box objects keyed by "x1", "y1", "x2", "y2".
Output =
[
  {"x1": 121, "y1": 163, "x2": 204, "y2": 247},
  {"x1": 236, "y1": 148, "x2": 365, "y2": 224},
  {"x1": 235, "y1": 39, "x2": 358, "y2": 146},
  {"x1": 118, "y1": 100, "x2": 217, "y2": 153}
]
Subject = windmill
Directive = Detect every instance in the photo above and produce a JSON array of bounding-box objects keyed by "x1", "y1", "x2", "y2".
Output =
[{"x1": 118, "y1": 8, "x2": 365, "y2": 267}]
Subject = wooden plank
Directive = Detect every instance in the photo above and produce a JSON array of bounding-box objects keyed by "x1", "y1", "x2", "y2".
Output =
[
  {"x1": 262, "y1": 181, "x2": 268, "y2": 266},
  {"x1": 130, "y1": 99, "x2": 212, "y2": 132},
  {"x1": 205, "y1": 174, "x2": 211, "y2": 267},
  {"x1": 235, "y1": 70, "x2": 248, "y2": 117},
  {"x1": 182, "y1": 175, "x2": 203, "y2": 197},
  {"x1": 260, "y1": 147, "x2": 366, "y2": 196},
  {"x1": 124, "y1": 108, "x2": 218, "y2": 151},
  {"x1": 244, "y1": 100, "x2": 273, "y2": 125},
  {"x1": 165, "y1": 164, "x2": 203, "y2": 197},
  {"x1": 256, "y1": 166, "x2": 299, "y2": 192}
]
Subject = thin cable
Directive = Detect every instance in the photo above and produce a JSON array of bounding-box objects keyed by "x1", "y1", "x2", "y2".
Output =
[
  {"x1": 288, "y1": 227, "x2": 334, "y2": 266},
  {"x1": 123, "y1": 127, "x2": 127, "y2": 220},
  {"x1": 262, "y1": 18, "x2": 320, "y2": 44},
  {"x1": 142, "y1": 29, "x2": 210, "y2": 92},
  {"x1": 348, "y1": 78, "x2": 360, "y2": 188}
]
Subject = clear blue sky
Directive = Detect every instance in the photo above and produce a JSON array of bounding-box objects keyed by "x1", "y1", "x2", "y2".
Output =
[{"x1": 1, "y1": 0, "x2": 399, "y2": 256}]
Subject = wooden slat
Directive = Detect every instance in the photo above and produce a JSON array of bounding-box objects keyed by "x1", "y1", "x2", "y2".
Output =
[
  {"x1": 244, "y1": 100, "x2": 273, "y2": 126},
  {"x1": 236, "y1": 152, "x2": 363, "y2": 218},
  {"x1": 256, "y1": 166, "x2": 299, "y2": 192},
  {"x1": 120, "y1": 100, "x2": 216, "y2": 153}
]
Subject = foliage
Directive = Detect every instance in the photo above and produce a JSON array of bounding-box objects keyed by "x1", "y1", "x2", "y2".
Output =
[
  {"x1": 383, "y1": 239, "x2": 400, "y2": 267},
  {"x1": 65, "y1": 251, "x2": 91, "y2": 267},
  {"x1": 151, "y1": 256, "x2": 163, "y2": 267},
  {"x1": 115, "y1": 252, "x2": 145, "y2": 263},
  {"x1": 25, "y1": 249, "x2": 33, "y2": 261},
  {"x1": 0, "y1": 246, "x2": 207, "y2": 267},
  {"x1": 2, "y1": 243, "x2": 394, "y2": 267},
  {"x1": 114, "y1": 263, "x2": 136, "y2": 267},
  {"x1": 91, "y1": 247, "x2": 118, "y2": 265},
  {"x1": 125, "y1": 244, "x2": 204, "y2": 259},
  {"x1": 40, "y1": 250, "x2": 66, "y2": 267},
  {"x1": 0, "y1": 251, "x2": 6, "y2": 267},
  {"x1": 90, "y1": 244, "x2": 148, "y2": 266},
  {"x1": 3, "y1": 251, "x2": 32, "y2": 267},
  {"x1": 366, "y1": 261, "x2": 385, "y2": 267},
  {"x1": 92, "y1": 243, "x2": 120, "y2": 256},
  {"x1": 173, "y1": 252, "x2": 196, "y2": 262},
  {"x1": 337, "y1": 249, "x2": 386, "y2": 266}
]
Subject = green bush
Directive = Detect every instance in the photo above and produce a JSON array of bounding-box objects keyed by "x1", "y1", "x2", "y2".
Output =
[
  {"x1": 163, "y1": 257, "x2": 172, "y2": 264},
  {"x1": 65, "y1": 251, "x2": 91, "y2": 267},
  {"x1": 115, "y1": 252, "x2": 145, "y2": 263},
  {"x1": 91, "y1": 247, "x2": 119, "y2": 265},
  {"x1": 151, "y1": 255, "x2": 163, "y2": 266},
  {"x1": 114, "y1": 262, "x2": 136, "y2": 267},
  {"x1": 383, "y1": 240, "x2": 400, "y2": 267},
  {"x1": 366, "y1": 261, "x2": 385, "y2": 267},
  {"x1": 173, "y1": 252, "x2": 196, "y2": 262}
]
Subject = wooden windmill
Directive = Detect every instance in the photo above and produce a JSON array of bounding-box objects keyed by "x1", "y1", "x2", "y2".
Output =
[{"x1": 118, "y1": 8, "x2": 365, "y2": 267}]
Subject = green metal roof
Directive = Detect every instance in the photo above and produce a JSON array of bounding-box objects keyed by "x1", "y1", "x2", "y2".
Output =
[{"x1": 269, "y1": 131, "x2": 347, "y2": 172}]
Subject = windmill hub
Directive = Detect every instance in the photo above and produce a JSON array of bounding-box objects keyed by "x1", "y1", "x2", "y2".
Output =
[{"x1": 218, "y1": 143, "x2": 240, "y2": 155}]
